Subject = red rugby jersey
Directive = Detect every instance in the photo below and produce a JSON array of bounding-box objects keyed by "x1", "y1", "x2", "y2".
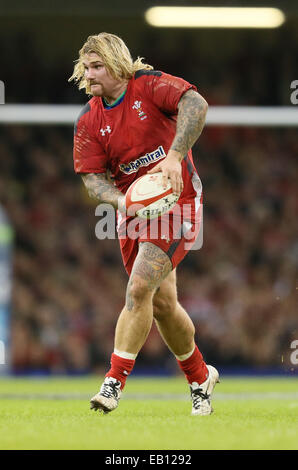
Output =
[{"x1": 73, "y1": 70, "x2": 201, "y2": 201}]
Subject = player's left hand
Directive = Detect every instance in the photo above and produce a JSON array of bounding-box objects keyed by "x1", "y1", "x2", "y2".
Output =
[{"x1": 147, "y1": 150, "x2": 183, "y2": 196}]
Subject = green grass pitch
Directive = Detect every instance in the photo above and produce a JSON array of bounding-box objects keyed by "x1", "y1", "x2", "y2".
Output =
[{"x1": 0, "y1": 375, "x2": 297, "y2": 450}]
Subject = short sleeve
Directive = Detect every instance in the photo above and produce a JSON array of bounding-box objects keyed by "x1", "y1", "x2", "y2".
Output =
[
  {"x1": 73, "y1": 104, "x2": 108, "y2": 174},
  {"x1": 137, "y1": 71, "x2": 197, "y2": 114}
]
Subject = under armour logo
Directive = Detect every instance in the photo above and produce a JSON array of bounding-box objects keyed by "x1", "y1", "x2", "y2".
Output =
[{"x1": 100, "y1": 125, "x2": 112, "y2": 136}]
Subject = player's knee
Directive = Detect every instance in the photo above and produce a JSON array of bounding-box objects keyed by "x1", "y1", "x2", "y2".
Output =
[
  {"x1": 126, "y1": 275, "x2": 152, "y2": 307},
  {"x1": 153, "y1": 293, "x2": 177, "y2": 321}
]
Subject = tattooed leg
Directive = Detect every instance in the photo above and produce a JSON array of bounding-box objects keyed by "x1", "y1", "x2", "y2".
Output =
[
  {"x1": 114, "y1": 242, "x2": 172, "y2": 354},
  {"x1": 152, "y1": 269, "x2": 196, "y2": 356}
]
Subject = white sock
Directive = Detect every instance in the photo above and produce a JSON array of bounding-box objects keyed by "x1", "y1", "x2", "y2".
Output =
[
  {"x1": 175, "y1": 346, "x2": 195, "y2": 362},
  {"x1": 114, "y1": 349, "x2": 137, "y2": 360}
]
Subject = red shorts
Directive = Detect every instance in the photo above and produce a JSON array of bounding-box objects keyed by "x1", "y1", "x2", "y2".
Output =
[{"x1": 118, "y1": 195, "x2": 203, "y2": 276}]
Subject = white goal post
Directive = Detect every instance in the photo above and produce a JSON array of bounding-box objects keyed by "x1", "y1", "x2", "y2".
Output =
[{"x1": 0, "y1": 105, "x2": 297, "y2": 126}]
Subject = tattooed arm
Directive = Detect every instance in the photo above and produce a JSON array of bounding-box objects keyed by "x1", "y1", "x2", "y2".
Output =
[
  {"x1": 81, "y1": 173, "x2": 125, "y2": 211},
  {"x1": 148, "y1": 89, "x2": 208, "y2": 194},
  {"x1": 170, "y1": 90, "x2": 208, "y2": 161}
]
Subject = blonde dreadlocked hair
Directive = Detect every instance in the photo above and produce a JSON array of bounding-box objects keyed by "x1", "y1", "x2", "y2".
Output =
[{"x1": 69, "y1": 32, "x2": 153, "y2": 94}]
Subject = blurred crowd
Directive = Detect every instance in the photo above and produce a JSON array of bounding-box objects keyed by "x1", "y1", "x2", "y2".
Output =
[
  {"x1": 1, "y1": 26, "x2": 297, "y2": 106},
  {"x1": 0, "y1": 124, "x2": 297, "y2": 374}
]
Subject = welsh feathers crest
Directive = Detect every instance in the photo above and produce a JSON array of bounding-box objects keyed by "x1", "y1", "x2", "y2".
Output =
[{"x1": 132, "y1": 100, "x2": 147, "y2": 120}]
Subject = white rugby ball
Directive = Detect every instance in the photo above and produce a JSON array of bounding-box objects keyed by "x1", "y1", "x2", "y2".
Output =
[{"x1": 125, "y1": 172, "x2": 180, "y2": 219}]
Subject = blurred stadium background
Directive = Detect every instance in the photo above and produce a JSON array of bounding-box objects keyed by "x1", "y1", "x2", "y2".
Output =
[{"x1": 0, "y1": 0, "x2": 297, "y2": 377}]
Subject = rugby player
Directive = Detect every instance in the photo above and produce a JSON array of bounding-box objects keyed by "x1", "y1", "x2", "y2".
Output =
[{"x1": 69, "y1": 32, "x2": 219, "y2": 416}]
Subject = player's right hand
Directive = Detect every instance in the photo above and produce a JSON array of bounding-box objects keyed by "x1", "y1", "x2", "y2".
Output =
[{"x1": 148, "y1": 150, "x2": 183, "y2": 196}]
